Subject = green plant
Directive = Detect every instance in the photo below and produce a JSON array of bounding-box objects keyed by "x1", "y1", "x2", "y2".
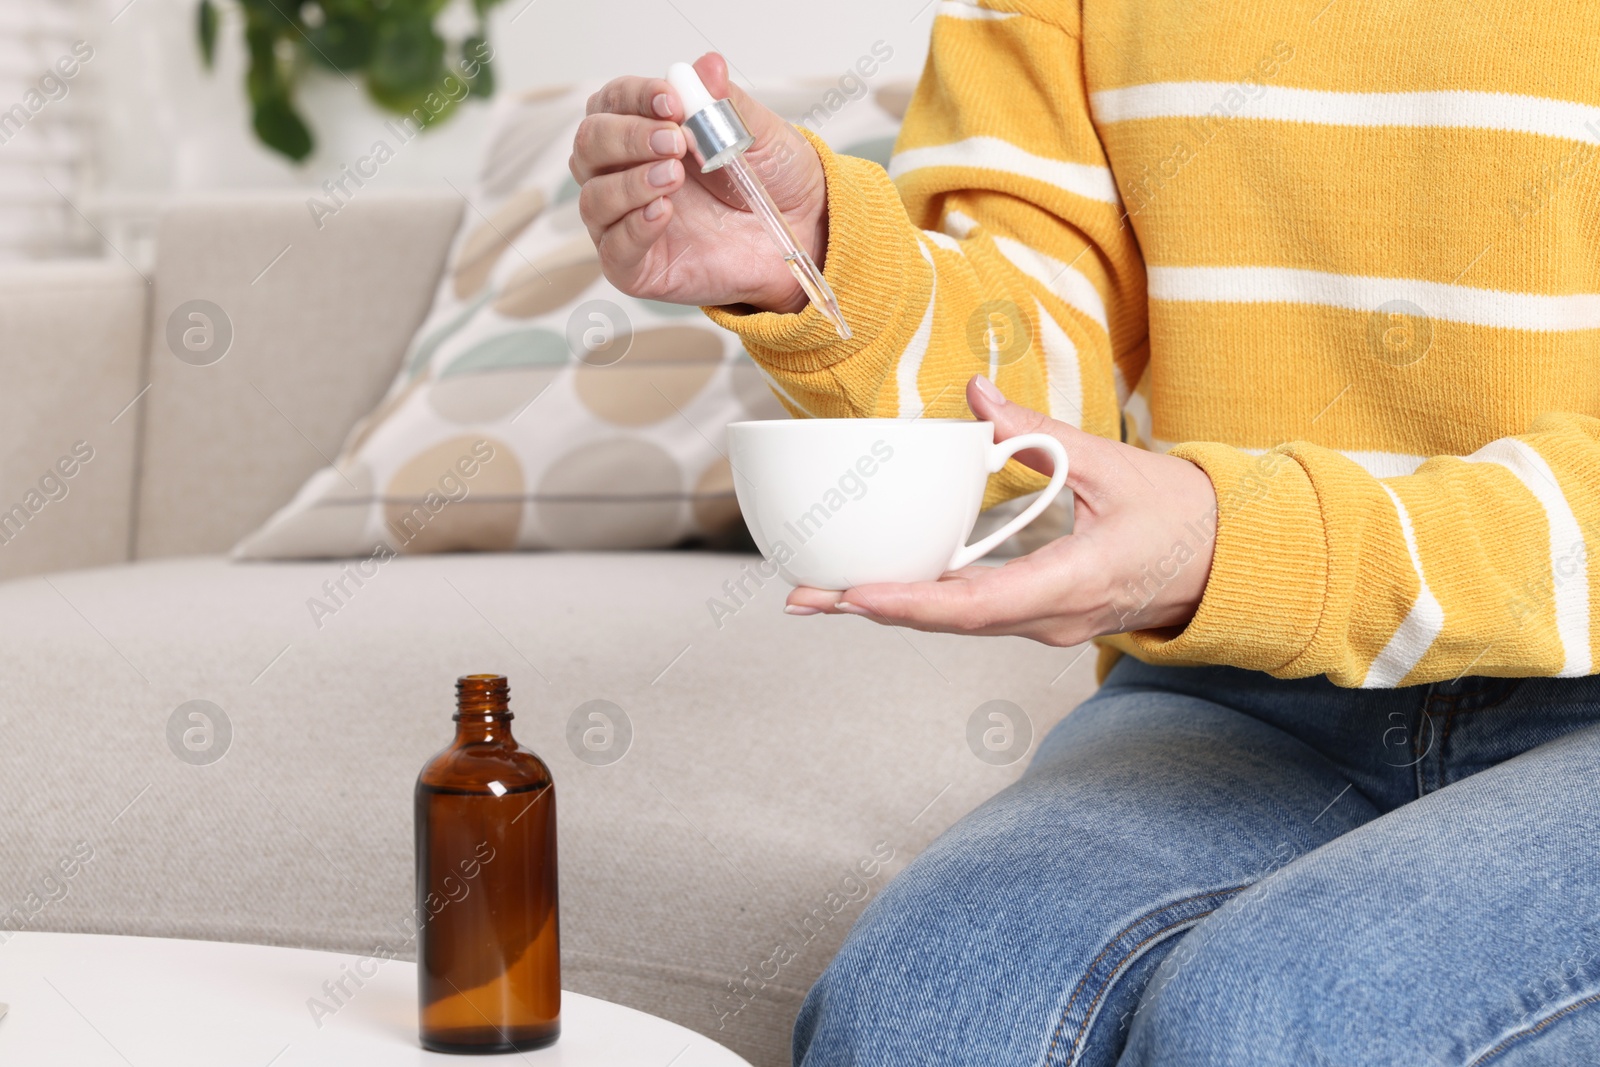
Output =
[{"x1": 196, "y1": 0, "x2": 502, "y2": 162}]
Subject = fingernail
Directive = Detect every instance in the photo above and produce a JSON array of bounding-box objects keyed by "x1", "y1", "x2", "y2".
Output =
[
  {"x1": 784, "y1": 605, "x2": 822, "y2": 616},
  {"x1": 643, "y1": 197, "x2": 665, "y2": 221},
  {"x1": 649, "y1": 128, "x2": 682, "y2": 156},
  {"x1": 648, "y1": 160, "x2": 678, "y2": 187},
  {"x1": 972, "y1": 374, "x2": 1005, "y2": 406},
  {"x1": 834, "y1": 602, "x2": 869, "y2": 615},
  {"x1": 652, "y1": 93, "x2": 673, "y2": 118}
]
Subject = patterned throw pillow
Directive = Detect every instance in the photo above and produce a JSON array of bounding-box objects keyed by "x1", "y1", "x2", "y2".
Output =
[{"x1": 234, "y1": 79, "x2": 916, "y2": 559}]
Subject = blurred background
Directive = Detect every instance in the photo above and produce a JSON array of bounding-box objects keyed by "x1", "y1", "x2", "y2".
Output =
[{"x1": 0, "y1": 0, "x2": 939, "y2": 267}]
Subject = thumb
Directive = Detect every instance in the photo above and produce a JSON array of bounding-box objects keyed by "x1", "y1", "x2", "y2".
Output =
[
  {"x1": 966, "y1": 375, "x2": 1113, "y2": 494},
  {"x1": 692, "y1": 53, "x2": 785, "y2": 144},
  {"x1": 691, "y1": 52, "x2": 732, "y2": 100}
]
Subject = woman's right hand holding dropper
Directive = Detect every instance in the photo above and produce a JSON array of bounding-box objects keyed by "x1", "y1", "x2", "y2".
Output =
[{"x1": 570, "y1": 52, "x2": 829, "y2": 316}]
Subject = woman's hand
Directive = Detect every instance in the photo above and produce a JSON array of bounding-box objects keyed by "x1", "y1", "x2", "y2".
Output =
[
  {"x1": 785, "y1": 376, "x2": 1220, "y2": 645},
  {"x1": 570, "y1": 52, "x2": 826, "y2": 314}
]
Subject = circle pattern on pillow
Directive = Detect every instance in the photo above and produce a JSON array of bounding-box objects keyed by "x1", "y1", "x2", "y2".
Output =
[
  {"x1": 691, "y1": 457, "x2": 740, "y2": 533},
  {"x1": 494, "y1": 262, "x2": 605, "y2": 318},
  {"x1": 572, "y1": 327, "x2": 724, "y2": 427},
  {"x1": 428, "y1": 367, "x2": 564, "y2": 425},
  {"x1": 384, "y1": 435, "x2": 525, "y2": 554},
  {"x1": 535, "y1": 438, "x2": 684, "y2": 550},
  {"x1": 453, "y1": 188, "x2": 549, "y2": 299}
]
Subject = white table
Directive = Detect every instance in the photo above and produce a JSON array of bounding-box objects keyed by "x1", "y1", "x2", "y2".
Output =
[{"x1": 0, "y1": 932, "x2": 752, "y2": 1066}]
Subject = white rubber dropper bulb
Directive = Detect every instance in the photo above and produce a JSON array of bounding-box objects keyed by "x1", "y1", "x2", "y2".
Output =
[{"x1": 667, "y1": 62, "x2": 716, "y2": 117}]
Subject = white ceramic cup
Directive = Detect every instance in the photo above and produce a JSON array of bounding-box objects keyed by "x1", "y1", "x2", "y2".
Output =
[{"x1": 726, "y1": 418, "x2": 1069, "y2": 590}]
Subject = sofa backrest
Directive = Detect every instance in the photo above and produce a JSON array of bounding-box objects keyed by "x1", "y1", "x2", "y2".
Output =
[
  {"x1": 134, "y1": 191, "x2": 463, "y2": 558},
  {"x1": 0, "y1": 261, "x2": 147, "y2": 580}
]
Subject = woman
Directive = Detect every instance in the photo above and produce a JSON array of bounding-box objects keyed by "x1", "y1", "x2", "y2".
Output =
[{"x1": 570, "y1": 4, "x2": 1600, "y2": 1062}]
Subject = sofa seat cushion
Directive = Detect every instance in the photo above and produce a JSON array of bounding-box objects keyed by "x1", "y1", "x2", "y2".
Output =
[{"x1": 0, "y1": 552, "x2": 1097, "y2": 1066}]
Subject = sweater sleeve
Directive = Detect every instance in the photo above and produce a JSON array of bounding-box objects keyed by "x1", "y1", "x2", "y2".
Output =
[
  {"x1": 1104, "y1": 413, "x2": 1600, "y2": 686},
  {"x1": 704, "y1": 0, "x2": 1146, "y2": 507}
]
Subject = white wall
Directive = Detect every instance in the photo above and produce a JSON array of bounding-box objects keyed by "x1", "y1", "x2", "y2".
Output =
[
  {"x1": 0, "y1": 0, "x2": 96, "y2": 258},
  {"x1": 80, "y1": 0, "x2": 935, "y2": 241}
]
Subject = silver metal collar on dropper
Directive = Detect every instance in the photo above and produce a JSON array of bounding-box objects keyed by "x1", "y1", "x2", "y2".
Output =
[{"x1": 680, "y1": 97, "x2": 753, "y2": 172}]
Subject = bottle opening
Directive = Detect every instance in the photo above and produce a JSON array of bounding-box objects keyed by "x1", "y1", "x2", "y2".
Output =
[{"x1": 456, "y1": 674, "x2": 512, "y2": 718}]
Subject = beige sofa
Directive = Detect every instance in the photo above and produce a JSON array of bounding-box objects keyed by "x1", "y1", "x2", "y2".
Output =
[{"x1": 0, "y1": 191, "x2": 1099, "y2": 1067}]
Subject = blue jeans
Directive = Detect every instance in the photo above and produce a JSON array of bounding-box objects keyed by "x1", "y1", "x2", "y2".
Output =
[{"x1": 795, "y1": 657, "x2": 1600, "y2": 1066}]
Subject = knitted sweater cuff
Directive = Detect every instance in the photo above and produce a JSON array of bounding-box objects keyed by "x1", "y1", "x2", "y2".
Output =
[
  {"x1": 702, "y1": 126, "x2": 924, "y2": 374},
  {"x1": 1121, "y1": 443, "x2": 1328, "y2": 672}
]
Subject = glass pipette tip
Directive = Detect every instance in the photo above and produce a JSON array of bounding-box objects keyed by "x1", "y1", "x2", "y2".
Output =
[{"x1": 720, "y1": 154, "x2": 851, "y2": 340}]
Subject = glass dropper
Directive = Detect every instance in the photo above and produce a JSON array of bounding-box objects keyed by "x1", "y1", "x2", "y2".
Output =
[{"x1": 668, "y1": 63, "x2": 852, "y2": 340}]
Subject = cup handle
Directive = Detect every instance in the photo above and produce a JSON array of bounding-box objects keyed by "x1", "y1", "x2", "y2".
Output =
[{"x1": 946, "y1": 432, "x2": 1070, "y2": 572}]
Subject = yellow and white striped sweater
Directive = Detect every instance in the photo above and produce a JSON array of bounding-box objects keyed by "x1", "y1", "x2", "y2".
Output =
[{"x1": 706, "y1": 0, "x2": 1600, "y2": 688}]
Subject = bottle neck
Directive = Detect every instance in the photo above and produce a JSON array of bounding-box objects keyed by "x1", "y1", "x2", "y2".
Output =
[
  {"x1": 454, "y1": 674, "x2": 515, "y2": 745},
  {"x1": 454, "y1": 714, "x2": 514, "y2": 745}
]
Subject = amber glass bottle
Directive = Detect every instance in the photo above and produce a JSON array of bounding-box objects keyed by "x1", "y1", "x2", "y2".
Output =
[{"x1": 415, "y1": 673, "x2": 560, "y2": 1053}]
